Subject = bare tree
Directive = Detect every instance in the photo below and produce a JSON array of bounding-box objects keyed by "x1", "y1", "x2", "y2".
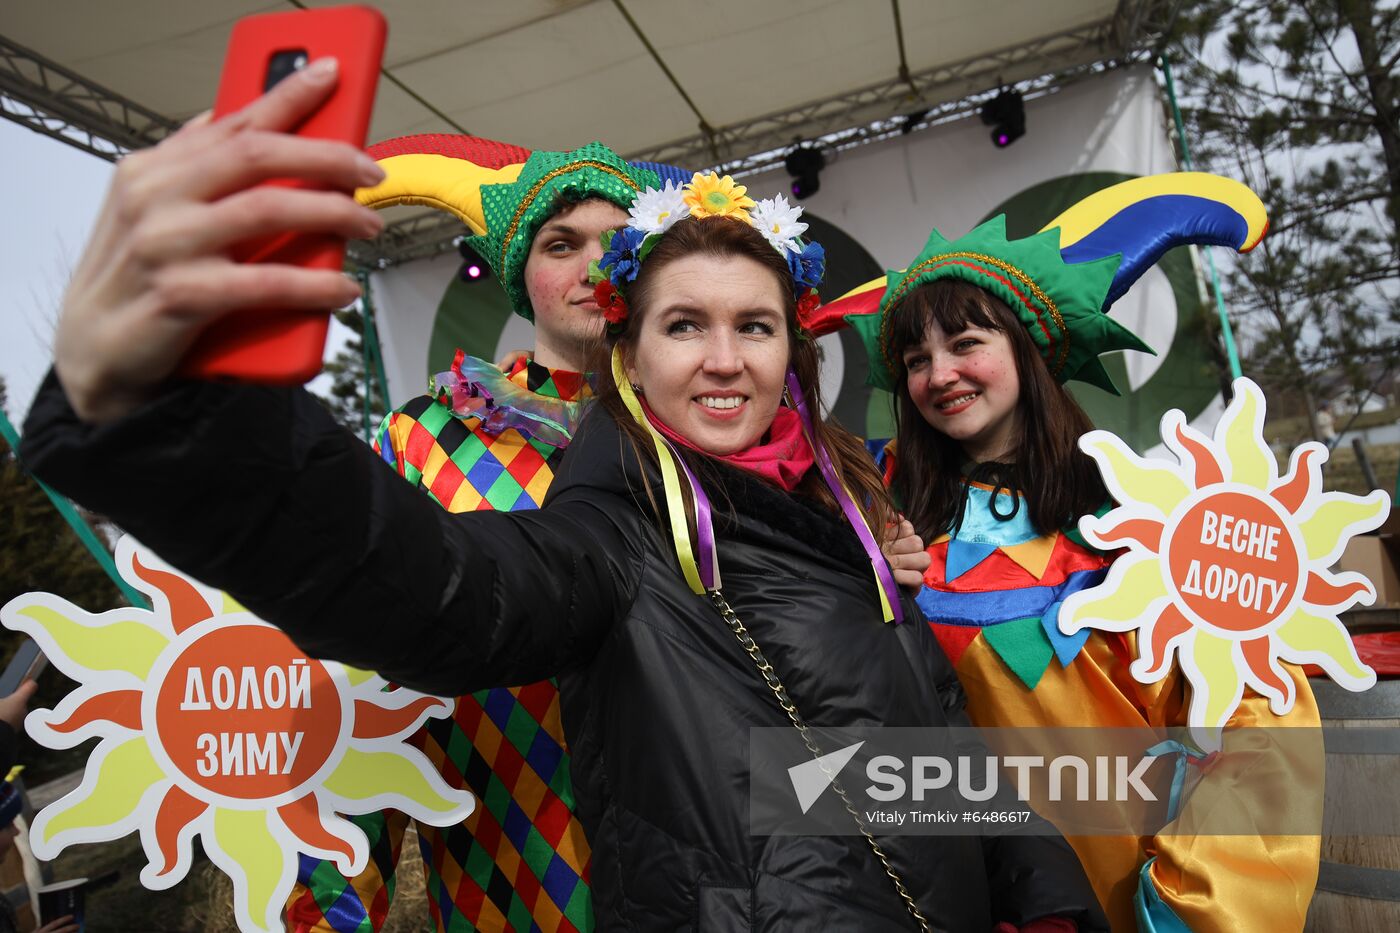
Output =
[{"x1": 1167, "y1": 0, "x2": 1399, "y2": 438}]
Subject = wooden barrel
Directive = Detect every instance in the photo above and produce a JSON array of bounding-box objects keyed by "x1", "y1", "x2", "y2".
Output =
[{"x1": 1304, "y1": 677, "x2": 1400, "y2": 931}]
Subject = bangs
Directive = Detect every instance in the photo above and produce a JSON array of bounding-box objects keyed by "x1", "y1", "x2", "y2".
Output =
[{"x1": 887, "y1": 279, "x2": 1012, "y2": 371}]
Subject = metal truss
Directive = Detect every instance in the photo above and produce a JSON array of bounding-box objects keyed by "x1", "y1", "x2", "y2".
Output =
[
  {"x1": 2, "y1": 0, "x2": 1175, "y2": 266},
  {"x1": 627, "y1": 1, "x2": 1176, "y2": 175},
  {"x1": 0, "y1": 34, "x2": 179, "y2": 160},
  {"x1": 349, "y1": 211, "x2": 467, "y2": 270},
  {"x1": 362, "y1": 3, "x2": 1176, "y2": 268}
]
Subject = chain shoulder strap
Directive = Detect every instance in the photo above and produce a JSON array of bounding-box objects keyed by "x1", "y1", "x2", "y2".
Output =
[{"x1": 706, "y1": 589, "x2": 934, "y2": 933}]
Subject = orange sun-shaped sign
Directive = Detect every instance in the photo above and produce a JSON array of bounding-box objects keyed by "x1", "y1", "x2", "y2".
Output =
[
  {"x1": 1060, "y1": 378, "x2": 1388, "y2": 739},
  {"x1": 1, "y1": 537, "x2": 474, "y2": 933}
]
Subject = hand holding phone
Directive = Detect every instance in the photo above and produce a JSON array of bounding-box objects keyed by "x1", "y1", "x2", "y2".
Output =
[
  {"x1": 0, "y1": 642, "x2": 43, "y2": 731},
  {"x1": 52, "y1": 9, "x2": 387, "y2": 423},
  {"x1": 0, "y1": 647, "x2": 40, "y2": 734},
  {"x1": 0, "y1": 640, "x2": 45, "y2": 700},
  {"x1": 179, "y1": 5, "x2": 388, "y2": 384}
]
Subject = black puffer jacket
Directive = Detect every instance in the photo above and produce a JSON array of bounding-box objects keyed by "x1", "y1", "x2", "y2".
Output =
[{"x1": 22, "y1": 374, "x2": 1106, "y2": 932}]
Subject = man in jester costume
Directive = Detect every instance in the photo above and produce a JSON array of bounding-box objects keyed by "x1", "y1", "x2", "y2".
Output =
[
  {"x1": 287, "y1": 139, "x2": 686, "y2": 933},
  {"x1": 838, "y1": 186, "x2": 1323, "y2": 932}
]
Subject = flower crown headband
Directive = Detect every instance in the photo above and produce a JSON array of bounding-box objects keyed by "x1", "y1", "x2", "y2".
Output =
[
  {"x1": 584, "y1": 173, "x2": 898, "y2": 623},
  {"x1": 588, "y1": 172, "x2": 827, "y2": 332}
]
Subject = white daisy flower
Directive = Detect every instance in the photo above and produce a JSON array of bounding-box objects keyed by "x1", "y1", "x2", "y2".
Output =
[
  {"x1": 627, "y1": 180, "x2": 691, "y2": 235},
  {"x1": 749, "y1": 195, "x2": 808, "y2": 253}
]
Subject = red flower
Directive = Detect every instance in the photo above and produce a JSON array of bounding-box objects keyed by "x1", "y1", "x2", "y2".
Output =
[
  {"x1": 595, "y1": 280, "x2": 629, "y2": 326},
  {"x1": 795, "y1": 288, "x2": 821, "y2": 330}
]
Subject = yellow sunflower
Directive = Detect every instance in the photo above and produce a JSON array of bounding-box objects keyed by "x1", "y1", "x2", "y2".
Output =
[{"x1": 684, "y1": 172, "x2": 755, "y2": 220}]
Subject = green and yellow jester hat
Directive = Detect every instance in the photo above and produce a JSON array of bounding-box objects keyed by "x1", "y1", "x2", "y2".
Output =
[
  {"x1": 356, "y1": 136, "x2": 671, "y2": 322},
  {"x1": 829, "y1": 172, "x2": 1270, "y2": 394},
  {"x1": 466, "y1": 143, "x2": 660, "y2": 321},
  {"x1": 849, "y1": 215, "x2": 1149, "y2": 394}
]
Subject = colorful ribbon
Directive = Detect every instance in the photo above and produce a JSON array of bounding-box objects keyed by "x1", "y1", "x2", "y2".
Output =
[
  {"x1": 784, "y1": 370, "x2": 901, "y2": 624},
  {"x1": 610, "y1": 348, "x2": 898, "y2": 623},
  {"x1": 611, "y1": 347, "x2": 718, "y2": 592},
  {"x1": 432, "y1": 351, "x2": 587, "y2": 448},
  {"x1": 1144, "y1": 739, "x2": 1213, "y2": 823}
]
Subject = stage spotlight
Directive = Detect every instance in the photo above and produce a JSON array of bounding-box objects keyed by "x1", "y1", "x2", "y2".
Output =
[
  {"x1": 457, "y1": 238, "x2": 486, "y2": 282},
  {"x1": 979, "y1": 88, "x2": 1025, "y2": 148},
  {"x1": 785, "y1": 145, "x2": 825, "y2": 200}
]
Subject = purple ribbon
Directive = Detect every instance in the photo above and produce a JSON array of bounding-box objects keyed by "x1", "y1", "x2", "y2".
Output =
[
  {"x1": 671, "y1": 442, "x2": 718, "y2": 590},
  {"x1": 785, "y1": 369, "x2": 904, "y2": 624}
]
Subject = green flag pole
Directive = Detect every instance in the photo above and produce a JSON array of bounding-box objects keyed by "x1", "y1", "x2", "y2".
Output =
[
  {"x1": 360, "y1": 299, "x2": 373, "y2": 444},
  {"x1": 0, "y1": 409, "x2": 149, "y2": 609},
  {"x1": 1160, "y1": 53, "x2": 1244, "y2": 381}
]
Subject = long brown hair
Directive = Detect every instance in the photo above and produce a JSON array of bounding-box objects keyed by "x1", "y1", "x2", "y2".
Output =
[
  {"x1": 591, "y1": 215, "x2": 894, "y2": 538},
  {"x1": 886, "y1": 280, "x2": 1106, "y2": 539}
]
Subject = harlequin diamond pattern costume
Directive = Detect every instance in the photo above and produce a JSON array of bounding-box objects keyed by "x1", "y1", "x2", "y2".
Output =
[
  {"x1": 285, "y1": 364, "x2": 597, "y2": 933},
  {"x1": 288, "y1": 140, "x2": 671, "y2": 933}
]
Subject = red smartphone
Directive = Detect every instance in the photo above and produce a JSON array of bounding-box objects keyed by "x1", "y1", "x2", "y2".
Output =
[{"x1": 179, "y1": 4, "x2": 387, "y2": 385}]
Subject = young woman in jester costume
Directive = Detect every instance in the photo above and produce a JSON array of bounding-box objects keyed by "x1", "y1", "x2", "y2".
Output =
[
  {"x1": 843, "y1": 180, "x2": 1323, "y2": 933},
  {"x1": 23, "y1": 63, "x2": 1109, "y2": 932},
  {"x1": 288, "y1": 137, "x2": 688, "y2": 933}
]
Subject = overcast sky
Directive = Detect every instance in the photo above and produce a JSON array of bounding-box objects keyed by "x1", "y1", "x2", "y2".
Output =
[
  {"x1": 0, "y1": 118, "x2": 112, "y2": 421},
  {"x1": 0, "y1": 115, "x2": 356, "y2": 427}
]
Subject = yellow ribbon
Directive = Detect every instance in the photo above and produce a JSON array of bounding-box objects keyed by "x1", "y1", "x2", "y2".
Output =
[{"x1": 611, "y1": 347, "x2": 706, "y2": 594}]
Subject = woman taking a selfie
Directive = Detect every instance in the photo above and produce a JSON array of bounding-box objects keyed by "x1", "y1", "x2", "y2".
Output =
[{"x1": 21, "y1": 63, "x2": 1107, "y2": 931}]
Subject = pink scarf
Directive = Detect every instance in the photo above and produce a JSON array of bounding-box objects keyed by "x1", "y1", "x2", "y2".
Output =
[{"x1": 641, "y1": 401, "x2": 815, "y2": 492}]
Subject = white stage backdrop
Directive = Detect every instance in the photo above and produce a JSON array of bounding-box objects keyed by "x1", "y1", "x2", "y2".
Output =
[{"x1": 368, "y1": 65, "x2": 1224, "y2": 451}]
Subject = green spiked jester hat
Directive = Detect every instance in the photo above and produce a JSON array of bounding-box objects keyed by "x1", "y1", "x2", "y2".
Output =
[
  {"x1": 465, "y1": 142, "x2": 661, "y2": 321},
  {"x1": 844, "y1": 172, "x2": 1275, "y2": 394},
  {"x1": 849, "y1": 215, "x2": 1150, "y2": 394}
]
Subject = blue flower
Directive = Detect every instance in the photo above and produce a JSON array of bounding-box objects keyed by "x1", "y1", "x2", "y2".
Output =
[
  {"x1": 600, "y1": 227, "x2": 648, "y2": 284},
  {"x1": 787, "y1": 240, "x2": 826, "y2": 290}
]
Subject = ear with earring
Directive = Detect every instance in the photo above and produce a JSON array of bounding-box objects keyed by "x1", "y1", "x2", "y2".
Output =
[{"x1": 629, "y1": 382, "x2": 644, "y2": 394}]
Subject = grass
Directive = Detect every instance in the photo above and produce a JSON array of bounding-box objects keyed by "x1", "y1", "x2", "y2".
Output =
[
  {"x1": 1318, "y1": 441, "x2": 1399, "y2": 498},
  {"x1": 1262, "y1": 405, "x2": 1400, "y2": 444}
]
